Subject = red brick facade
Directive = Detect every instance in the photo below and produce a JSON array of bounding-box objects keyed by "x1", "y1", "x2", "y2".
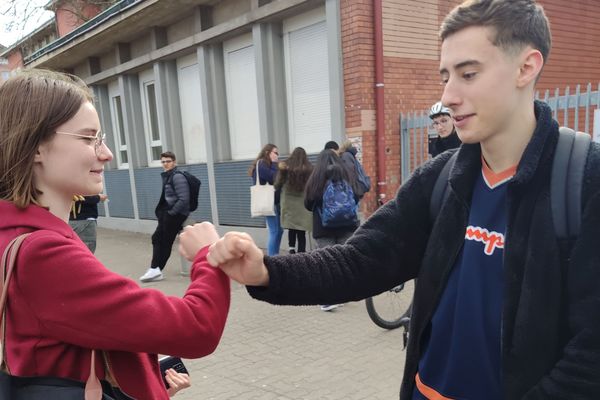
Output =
[{"x1": 340, "y1": 0, "x2": 600, "y2": 215}]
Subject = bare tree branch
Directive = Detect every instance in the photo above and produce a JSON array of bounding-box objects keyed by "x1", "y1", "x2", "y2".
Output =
[{"x1": 1, "y1": 0, "x2": 116, "y2": 44}]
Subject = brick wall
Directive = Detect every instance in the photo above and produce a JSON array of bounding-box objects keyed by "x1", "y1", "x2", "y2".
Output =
[
  {"x1": 55, "y1": 1, "x2": 102, "y2": 37},
  {"x1": 7, "y1": 51, "x2": 23, "y2": 70},
  {"x1": 340, "y1": 0, "x2": 600, "y2": 215}
]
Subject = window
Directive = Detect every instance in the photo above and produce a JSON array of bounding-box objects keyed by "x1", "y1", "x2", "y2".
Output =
[
  {"x1": 284, "y1": 8, "x2": 331, "y2": 153},
  {"x1": 139, "y1": 69, "x2": 163, "y2": 164},
  {"x1": 144, "y1": 82, "x2": 162, "y2": 160},
  {"x1": 224, "y1": 34, "x2": 261, "y2": 160},
  {"x1": 112, "y1": 95, "x2": 129, "y2": 166},
  {"x1": 177, "y1": 53, "x2": 207, "y2": 163}
]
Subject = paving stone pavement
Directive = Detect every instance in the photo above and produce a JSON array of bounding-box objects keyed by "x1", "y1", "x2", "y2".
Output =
[{"x1": 95, "y1": 227, "x2": 407, "y2": 399}]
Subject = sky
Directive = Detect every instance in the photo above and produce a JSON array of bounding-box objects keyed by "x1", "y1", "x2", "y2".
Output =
[{"x1": 0, "y1": 0, "x2": 54, "y2": 48}]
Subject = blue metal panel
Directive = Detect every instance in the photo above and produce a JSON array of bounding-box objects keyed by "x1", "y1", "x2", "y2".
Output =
[
  {"x1": 104, "y1": 170, "x2": 135, "y2": 218},
  {"x1": 134, "y1": 167, "x2": 163, "y2": 220},
  {"x1": 214, "y1": 160, "x2": 265, "y2": 227}
]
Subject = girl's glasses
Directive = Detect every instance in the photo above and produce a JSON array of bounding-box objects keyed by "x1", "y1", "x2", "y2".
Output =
[{"x1": 56, "y1": 130, "x2": 105, "y2": 156}]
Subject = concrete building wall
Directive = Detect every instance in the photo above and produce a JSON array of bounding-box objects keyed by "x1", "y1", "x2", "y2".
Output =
[
  {"x1": 130, "y1": 34, "x2": 153, "y2": 60},
  {"x1": 100, "y1": 49, "x2": 118, "y2": 71},
  {"x1": 166, "y1": 15, "x2": 196, "y2": 44},
  {"x1": 213, "y1": 0, "x2": 251, "y2": 25}
]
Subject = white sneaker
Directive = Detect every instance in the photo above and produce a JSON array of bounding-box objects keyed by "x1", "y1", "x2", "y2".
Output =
[
  {"x1": 139, "y1": 267, "x2": 163, "y2": 282},
  {"x1": 320, "y1": 304, "x2": 340, "y2": 312}
]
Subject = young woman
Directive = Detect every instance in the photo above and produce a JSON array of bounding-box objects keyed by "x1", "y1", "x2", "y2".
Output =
[
  {"x1": 275, "y1": 147, "x2": 313, "y2": 253},
  {"x1": 248, "y1": 144, "x2": 283, "y2": 256},
  {"x1": 0, "y1": 69, "x2": 230, "y2": 399},
  {"x1": 304, "y1": 150, "x2": 359, "y2": 311}
]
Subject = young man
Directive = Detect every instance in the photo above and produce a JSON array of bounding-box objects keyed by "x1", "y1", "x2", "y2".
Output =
[
  {"x1": 200, "y1": 1, "x2": 600, "y2": 398},
  {"x1": 428, "y1": 101, "x2": 461, "y2": 158},
  {"x1": 140, "y1": 151, "x2": 190, "y2": 282}
]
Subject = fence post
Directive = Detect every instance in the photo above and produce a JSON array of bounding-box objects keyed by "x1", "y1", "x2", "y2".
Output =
[
  {"x1": 400, "y1": 113, "x2": 410, "y2": 183},
  {"x1": 563, "y1": 86, "x2": 570, "y2": 127},
  {"x1": 553, "y1": 87, "x2": 560, "y2": 120},
  {"x1": 574, "y1": 84, "x2": 580, "y2": 131},
  {"x1": 585, "y1": 83, "x2": 591, "y2": 133}
]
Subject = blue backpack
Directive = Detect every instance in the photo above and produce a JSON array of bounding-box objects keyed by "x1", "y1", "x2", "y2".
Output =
[{"x1": 319, "y1": 179, "x2": 358, "y2": 228}]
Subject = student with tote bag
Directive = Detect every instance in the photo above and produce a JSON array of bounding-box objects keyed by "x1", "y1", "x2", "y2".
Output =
[{"x1": 248, "y1": 144, "x2": 283, "y2": 256}]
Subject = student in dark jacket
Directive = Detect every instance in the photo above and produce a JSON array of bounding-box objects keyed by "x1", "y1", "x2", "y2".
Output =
[
  {"x1": 304, "y1": 149, "x2": 359, "y2": 249},
  {"x1": 69, "y1": 193, "x2": 108, "y2": 253},
  {"x1": 140, "y1": 151, "x2": 190, "y2": 282},
  {"x1": 249, "y1": 144, "x2": 283, "y2": 256},
  {"x1": 338, "y1": 140, "x2": 369, "y2": 199},
  {"x1": 304, "y1": 150, "x2": 359, "y2": 312},
  {"x1": 428, "y1": 101, "x2": 461, "y2": 158},
  {"x1": 198, "y1": 1, "x2": 600, "y2": 399}
]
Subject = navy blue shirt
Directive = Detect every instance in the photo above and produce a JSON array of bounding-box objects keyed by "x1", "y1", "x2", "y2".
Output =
[{"x1": 414, "y1": 161, "x2": 516, "y2": 400}]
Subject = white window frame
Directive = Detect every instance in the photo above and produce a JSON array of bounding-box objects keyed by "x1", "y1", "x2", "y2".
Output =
[
  {"x1": 139, "y1": 69, "x2": 163, "y2": 166},
  {"x1": 108, "y1": 80, "x2": 128, "y2": 169}
]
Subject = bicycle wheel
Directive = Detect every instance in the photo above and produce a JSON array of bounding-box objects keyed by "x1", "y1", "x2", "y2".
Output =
[{"x1": 365, "y1": 280, "x2": 414, "y2": 330}]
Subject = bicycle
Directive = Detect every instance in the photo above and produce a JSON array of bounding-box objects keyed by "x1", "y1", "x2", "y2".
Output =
[{"x1": 365, "y1": 280, "x2": 414, "y2": 331}]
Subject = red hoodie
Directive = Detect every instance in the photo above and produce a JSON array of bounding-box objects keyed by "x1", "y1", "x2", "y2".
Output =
[{"x1": 0, "y1": 201, "x2": 230, "y2": 399}]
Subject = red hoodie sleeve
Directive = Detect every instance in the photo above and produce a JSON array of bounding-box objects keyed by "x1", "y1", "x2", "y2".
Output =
[{"x1": 13, "y1": 230, "x2": 230, "y2": 358}]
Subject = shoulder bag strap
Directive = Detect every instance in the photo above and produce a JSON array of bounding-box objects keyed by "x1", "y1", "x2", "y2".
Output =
[
  {"x1": 429, "y1": 151, "x2": 458, "y2": 225},
  {"x1": 255, "y1": 160, "x2": 261, "y2": 184},
  {"x1": 0, "y1": 233, "x2": 102, "y2": 400},
  {"x1": 553, "y1": 127, "x2": 591, "y2": 239},
  {"x1": 0, "y1": 233, "x2": 30, "y2": 372}
]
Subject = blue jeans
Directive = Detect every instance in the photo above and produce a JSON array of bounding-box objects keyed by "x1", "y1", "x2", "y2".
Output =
[{"x1": 265, "y1": 205, "x2": 284, "y2": 256}]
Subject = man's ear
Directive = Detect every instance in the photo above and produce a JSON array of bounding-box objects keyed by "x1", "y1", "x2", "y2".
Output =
[{"x1": 517, "y1": 48, "x2": 544, "y2": 88}]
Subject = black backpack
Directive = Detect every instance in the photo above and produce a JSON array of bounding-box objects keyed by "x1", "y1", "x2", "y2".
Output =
[
  {"x1": 174, "y1": 170, "x2": 201, "y2": 212},
  {"x1": 430, "y1": 127, "x2": 591, "y2": 240}
]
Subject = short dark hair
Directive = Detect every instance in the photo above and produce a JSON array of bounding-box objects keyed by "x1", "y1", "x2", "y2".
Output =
[
  {"x1": 324, "y1": 141, "x2": 339, "y2": 151},
  {"x1": 440, "y1": 0, "x2": 551, "y2": 65},
  {"x1": 160, "y1": 151, "x2": 176, "y2": 161}
]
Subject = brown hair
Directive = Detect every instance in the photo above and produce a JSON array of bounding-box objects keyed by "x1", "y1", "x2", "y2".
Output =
[
  {"x1": 248, "y1": 144, "x2": 277, "y2": 176},
  {"x1": 160, "y1": 151, "x2": 176, "y2": 161},
  {"x1": 0, "y1": 69, "x2": 94, "y2": 208},
  {"x1": 440, "y1": 0, "x2": 551, "y2": 65},
  {"x1": 275, "y1": 147, "x2": 313, "y2": 193}
]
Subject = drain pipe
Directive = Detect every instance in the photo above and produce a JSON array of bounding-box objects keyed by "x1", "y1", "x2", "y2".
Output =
[{"x1": 374, "y1": 0, "x2": 387, "y2": 205}]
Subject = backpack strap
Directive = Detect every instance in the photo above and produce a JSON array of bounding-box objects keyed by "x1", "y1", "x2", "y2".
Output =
[
  {"x1": 552, "y1": 127, "x2": 591, "y2": 239},
  {"x1": 429, "y1": 151, "x2": 458, "y2": 225}
]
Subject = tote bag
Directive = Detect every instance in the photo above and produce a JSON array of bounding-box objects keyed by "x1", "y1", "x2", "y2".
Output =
[{"x1": 250, "y1": 160, "x2": 276, "y2": 217}]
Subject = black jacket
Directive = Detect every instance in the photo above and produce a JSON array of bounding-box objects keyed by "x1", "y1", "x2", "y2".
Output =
[
  {"x1": 428, "y1": 131, "x2": 462, "y2": 158},
  {"x1": 69, "y1": 195, "x2": 101, "y2": 220},
  {"x1": 155, "y1": 168, "x2": 190, "y2": 217},
  {"x1": 248, "y1": 101, "x2": 600, "y2": 399}
]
